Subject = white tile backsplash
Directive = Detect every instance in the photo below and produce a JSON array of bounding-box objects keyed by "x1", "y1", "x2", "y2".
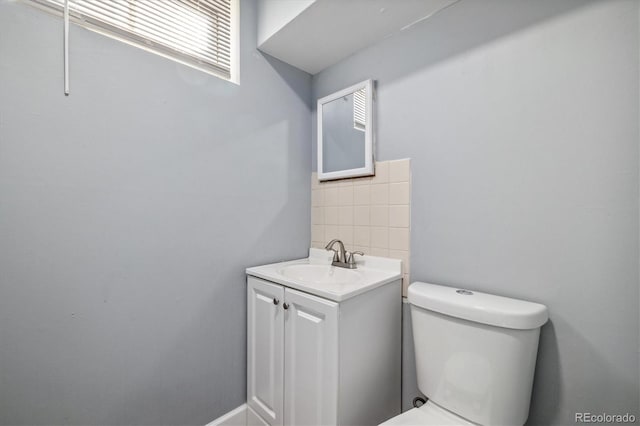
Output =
[
  {"x1": 389, "y1": 227, "x2": 410, "y2": 251},
  {"x1": 389, "y1": 205, "x2": 410, "y2": 228},
  {"x1": 312, "y1": 225, "x2": 324, "y2": 242},
  {"x1": 338, "y1": 186, "x2": 354, "y2": 205},
  {"x1": 312, "y1": 207, "x2": 324, "y2": 225},
  {"x1": 338, "y1": 206, "x2": 354, "y2": 225},
  {"x1": 353, "y1": 184, "x2": 371, "y2": 205},
  {"x1": 338, "y1": 225, "x2": 354, "y2": 244},
  {"x1": 354, "y1": 205, "x2": 370, "y2": 226},
  {"x1": 370, "y1": 247, "x2": 390, "y2": 257},
  {"x1": 311, "y1": 189, "x2": 323, "y2": 207},
  {"x1": 325, "y1": 224, "x2": 338, "y2": 242},
  {"x1": 354, "y1": 226, "x2": 371, "y2": 247},
  {"x1": 370, "y1": 184, "x2": 389, "y2": 205},
  {"x1": 389, "y1": 159, "x2": 411, "y2": 183},
  {"x1": 324, "y1": 187, "x2": 339, "y2": 206},
  {"x1": 370, "y1": 205, "x2": 389, "y2": 227},
  {"x1": 389, "y1": 182, "x2": 410, "y2": 205},
  {"x1": 371, "y1": 226, "x2": 390, "y2": 249},
  {"x1": 389, "y1": 250, "x2": 410, "y2": 275},
  {"x1": 311, "y1": 159, "x2": 411, "y2": 295},
  {"x1": 325, "y1": 206, "x2": 339, "y2": 225},
  {"x1": 372, "y1": 161, "x2": 389, "y2": 184}
]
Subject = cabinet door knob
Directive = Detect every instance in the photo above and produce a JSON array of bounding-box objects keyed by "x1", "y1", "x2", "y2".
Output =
[
  {"x1": 283, "y1": 303, "x2": 289, "y2": 310},
  {"x1": 273, "y1": 298, "x2": 279, "y2": 305}
]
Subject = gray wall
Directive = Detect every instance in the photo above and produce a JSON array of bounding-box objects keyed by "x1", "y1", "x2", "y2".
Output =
[
  {"x1": 0, "y1": 1, "x2": 311, "y2": 425},
  {"x1": 313, "y1": 1, "x2": 640, "y2": 424}
]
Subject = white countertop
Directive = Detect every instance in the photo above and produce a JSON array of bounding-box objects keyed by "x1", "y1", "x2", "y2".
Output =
[{"x1": 246, "y1": 248, "x2": 402, "y2": 302}]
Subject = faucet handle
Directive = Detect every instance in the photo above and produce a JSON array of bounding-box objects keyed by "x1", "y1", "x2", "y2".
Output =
[
  {"x1": 347, "y1": 251, "x2": 364, "y2": 265},
  {"x1": 328, "y1": 249, "x2": 340, "y2": 262}
]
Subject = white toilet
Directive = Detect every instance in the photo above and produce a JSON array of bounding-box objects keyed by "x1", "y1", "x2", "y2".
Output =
[{"x1": 382, "y1": 282, "x2": 548, "y2": 426}]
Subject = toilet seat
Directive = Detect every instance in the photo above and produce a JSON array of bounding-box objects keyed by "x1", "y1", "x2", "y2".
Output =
[{"x1": 380, "y1": 401, "x2": 476, "y2": 425}]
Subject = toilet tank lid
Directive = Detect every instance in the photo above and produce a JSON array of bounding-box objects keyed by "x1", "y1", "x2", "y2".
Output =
[{"x1": 408, "y1": 282, "x2": 548, "y2": 330}]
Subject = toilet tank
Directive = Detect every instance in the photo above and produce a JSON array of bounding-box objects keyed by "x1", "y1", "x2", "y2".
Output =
[{"x1": 408, "y1": 282, "x2": 548, "y2": 426}]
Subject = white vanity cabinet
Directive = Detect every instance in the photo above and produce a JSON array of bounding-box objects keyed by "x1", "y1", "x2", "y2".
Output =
[
  {"x1": 246, "y1": 253, "x2": 402, "y2": 426},
  {"x1": 247, "y1": 277, "x2": 339, "y2": 426}
]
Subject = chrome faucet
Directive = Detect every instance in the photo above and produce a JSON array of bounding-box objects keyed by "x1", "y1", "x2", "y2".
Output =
[{"x1": 324, "y1": 239, "x2": 364, "y2": 269}]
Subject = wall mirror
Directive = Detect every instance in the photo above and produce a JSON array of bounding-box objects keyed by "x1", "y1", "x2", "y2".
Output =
[{"x1": 318, "y1": 79, "x2": 374, "y2": 181}]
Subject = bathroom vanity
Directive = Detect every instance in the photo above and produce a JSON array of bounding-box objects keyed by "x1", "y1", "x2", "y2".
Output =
[{"x1": 245, "y1": 249, "x2": 402, "y2": 426}]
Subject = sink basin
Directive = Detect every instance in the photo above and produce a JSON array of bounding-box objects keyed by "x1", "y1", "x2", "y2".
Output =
[
  {"x1": 247, "y1": 248, "x2": 402, "y2": 301},
  {"x1": 278, "y1": 264, "x2": 362, "y2": 285}
]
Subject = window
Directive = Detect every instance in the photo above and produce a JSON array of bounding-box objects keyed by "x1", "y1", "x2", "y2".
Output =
[{"x1": 30, "y1": 0, "x2": 238, "y2": 82}]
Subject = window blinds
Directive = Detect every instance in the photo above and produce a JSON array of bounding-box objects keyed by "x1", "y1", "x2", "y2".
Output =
[
  {"x1": 31, "y1": 0, "x2": 235, "y2": 80},
  {"x1": 353, "y1": 88, "x2": 366, "y2": 131}
]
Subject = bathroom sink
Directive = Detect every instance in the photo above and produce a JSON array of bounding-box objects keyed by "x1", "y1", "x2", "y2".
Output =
[
  {"x1": 246, "y1": 248, "x2": 402, "y2": 302},
  {"x1": 278, "y1": 264, "x2": 362, "y2": 285}
]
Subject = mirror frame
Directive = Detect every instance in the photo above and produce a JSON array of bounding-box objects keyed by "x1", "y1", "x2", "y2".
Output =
[{"x1": 317, "y1": 79, "x2": 374, "y2": 181}]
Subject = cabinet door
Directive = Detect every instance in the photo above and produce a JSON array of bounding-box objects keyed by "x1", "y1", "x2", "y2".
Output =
[
  {"x1": 247, "y1": 277, "x2": 285, "y2": 426},
  {"x1": 284, "y1": 288, "x2": 338, "y2": 426}
]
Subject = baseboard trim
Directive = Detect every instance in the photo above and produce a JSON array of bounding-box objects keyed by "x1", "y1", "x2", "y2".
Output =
[{"x1": 205, "y1": 404, "x2": 247, "y2": 426}]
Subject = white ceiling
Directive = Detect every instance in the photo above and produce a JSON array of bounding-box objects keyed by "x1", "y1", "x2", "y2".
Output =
[{"x1": 258, "y1": 0, "x2": 459, "y2": 75}]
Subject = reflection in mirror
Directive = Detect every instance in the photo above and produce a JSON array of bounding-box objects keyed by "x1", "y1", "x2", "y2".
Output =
[
  {"x1": 318, "y1": 80, "x2": 374, "y2": 181},
  {"x1": 322, "y1": 90, "x2": 366, "y2": 173}
]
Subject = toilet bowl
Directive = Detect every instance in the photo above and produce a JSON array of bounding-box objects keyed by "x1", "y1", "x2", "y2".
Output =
[
  {"x1": 381, "y1": 400, "x2": 475, "y2": 425},
  {"x1": 381, "y1": 282, "x2": 548, "y2": 426}
]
